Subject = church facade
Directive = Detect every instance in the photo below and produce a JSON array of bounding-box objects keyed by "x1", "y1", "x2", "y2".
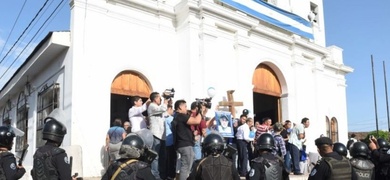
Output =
[{"x1": 0, "y1": 0, "x2": 352, "y2": 178}]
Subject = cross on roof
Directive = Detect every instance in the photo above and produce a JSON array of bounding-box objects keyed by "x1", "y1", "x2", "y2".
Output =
[{"x1": 218, "y1": 90, "x2": 243, "y2": 118}]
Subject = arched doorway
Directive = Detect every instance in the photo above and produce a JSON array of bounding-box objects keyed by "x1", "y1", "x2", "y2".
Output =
[
  {"x1": 252, "y1": 63, "x2": 282, "y2": 124},
  {"x1": 110, "y1": 71, "x2": 152, "y2": 125}
]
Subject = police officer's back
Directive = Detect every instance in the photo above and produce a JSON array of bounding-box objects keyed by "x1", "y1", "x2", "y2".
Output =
[
  {"x1": 247, "y1": 133, "x2": 289, "y2": 180},
  {"x1": 308, "y1": 137, "x2": 352, "y2": 180},
  {"x1": 102, "y1": 133, "x2": 155, "y2": 180},
  {"x1": 188, "y1": 133, "x2": 240, "y2": 180},
  {"x1": 0, "y1": 126, "x2": 26, "y2": 179},
  {"x1": 369, "y1": 137, "x2": 390, "y2": 180},
  {"x1": 31, "y1": 109, "x2": 73, "y2": 180},
  {"x1": 350, "y1": 142, "x2": 375, "y2": 180}
]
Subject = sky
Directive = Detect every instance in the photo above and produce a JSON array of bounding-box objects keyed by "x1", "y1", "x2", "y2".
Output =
[
  {"x1": 0, "y1": 0, "x2": 389, "y2": 132},
  {"x1": 323, "y1": 1, "x2": 390, "y2": 132},
  {"x1": 0, "y1": 0, "x2": 69, "y2": 88}
]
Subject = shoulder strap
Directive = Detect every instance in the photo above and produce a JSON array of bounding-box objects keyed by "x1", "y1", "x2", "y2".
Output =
[
  {"x1": 111, "y1": 159, "x2": 138, "y2": 180},
  {"x1": 109, "y1": 127, "x2": 119, "y2": 138},
  {"x1": 196, "y1": 156, "x2": 209, "y2": 172}
]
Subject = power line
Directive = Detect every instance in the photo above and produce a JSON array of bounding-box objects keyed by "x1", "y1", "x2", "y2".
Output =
[
  {"x1": 0, "y1": 0, "x2": 65, "y2": 80},
  {"x1": 0, "y1": 0, "x2": 49, "y2": 66},
  {"x1": 0, "y1": 0, "x2": 27, "y2": 58}
]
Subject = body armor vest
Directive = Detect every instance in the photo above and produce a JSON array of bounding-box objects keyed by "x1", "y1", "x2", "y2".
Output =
[
  {"x1": 111, "y1": 160, "x2": 147, "y2": 180},
  {"x1": 0, "y1": 152, "x2": 12, "y2": 180},
  {"x1": 253, "y1": 156, "x2": 283, "y2": 180},
  {"x1": 323, "y1": 156, "x2": 352, "y2": 180},
  {"x1": 197, "y1": 155, "x2": 233, "y2": 180},
  {"x1": 378, "y1": 149, "x2": 390, "y2": 178},
  {"x1": 350, "y1": 158, "x2": 375, "y2": 180},
  {"x1": 31, "y1": 147, "x2": 65, "y2": 180}
]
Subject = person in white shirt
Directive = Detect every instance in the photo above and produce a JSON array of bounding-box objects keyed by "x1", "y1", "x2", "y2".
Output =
[
  {"x1": 235, "y1": 117, "x2": 255, "y2": 177},
  {"x1": 288, "y1": 117, "x2": 310, "y2": 175},
  {"x1": 128, "y1": 96, "x2": 150, "y2": 133},
  {"x1": 147, "y1": 92, "x2": 168, "y2": 179}
]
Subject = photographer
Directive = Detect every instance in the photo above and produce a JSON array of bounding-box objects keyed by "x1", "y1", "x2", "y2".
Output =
[
  {"x1": 147, "y1": 92, "x2": 168, "y2": 179},
  {"x1": 171, "y1": 99, "x2": 203, "y2": 180}
]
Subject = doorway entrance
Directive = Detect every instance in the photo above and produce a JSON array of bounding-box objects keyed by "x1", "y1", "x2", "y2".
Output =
[
  {"x1": 110, "y1": 71, "x2": 151, "y2": 125},
  {"x1": 252, "y1": 63, "x2": 282, "y2": 124}
]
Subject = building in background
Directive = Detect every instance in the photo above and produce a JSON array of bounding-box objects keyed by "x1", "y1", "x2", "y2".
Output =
[{"x1": 0, "y1": 0, "x2": 352, "y2": 178}]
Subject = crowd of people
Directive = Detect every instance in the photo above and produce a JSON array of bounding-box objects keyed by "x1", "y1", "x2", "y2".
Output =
[
  {"x1": 2, "y1": 91, "x2": 390, "y2": 180},
  {"x1": 102, "y1": 91, "x2": 307, "y2": 179},
  {"x1": 102, "y1": 91, "x2": 390, "y2": 180}
]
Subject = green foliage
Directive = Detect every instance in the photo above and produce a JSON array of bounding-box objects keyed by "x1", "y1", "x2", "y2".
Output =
[{"x1": 364, "y1": 130, "x2": 389, "y2": 143}]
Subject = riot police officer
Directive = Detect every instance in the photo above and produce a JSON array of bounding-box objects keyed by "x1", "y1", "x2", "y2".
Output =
[
  {"x1": 333, "y1": 142, "x2": 348, "y2": 157},
  {"x1": 369, "y1": 137, "x2": 390, "y2": 180},
  {"x1": 308, "y1": 137, "x2": 352, "y2": 180},
  {"x1": 102, "y1": 133, "x2": 155, "y2": 180},
  {"x1": 0, "y1": 126, "x2": 26, "y2": 179},
  {"x1": 188, "y1": 132, "x2": 240, "y2": 180},
  {"x1": 349, "y1": 142, "x2": 375, "y2": 180},
  {"x1": 247, "y1": 133, "x2": 289, "y2": 180},
  {"x1": 31, "y1": 108, "x2": 74, "y2": 180}
]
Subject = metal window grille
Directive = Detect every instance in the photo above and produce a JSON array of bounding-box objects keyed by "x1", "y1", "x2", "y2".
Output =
[
  {"x1": 2, "y1": 100, "x2": 12, "y2": 126},
  {"x1": 36, "y1": 83, "x2": 59, "y2": 147},
  {"x1": 16, "y1": 92, "x2": 28, "y2": 152}
]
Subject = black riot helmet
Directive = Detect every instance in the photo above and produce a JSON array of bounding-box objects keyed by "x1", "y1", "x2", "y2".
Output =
[
  {"x1": 350, "y1": 142, "x2": 369, "y2": 158},
  {"x1": 119, "y1": 133, "x2": 145, "y2": 159},
  {"x1": 42, "y1": 109, "x2": 67, "y2": 144},
  {"x1": 333, "y1": 142, "x2": 348, "y2": 157},
  {"x1": 256, "y1": 133, "x2": 275, "y2": 151},
  {"x1": 0, "y1": 126, "x2": 15, "y2": 150},
  {"x1": 202, "y1": 133, "x2": 225, "y2": 156},
  {"x1": 377, "y1": 138, "x2": 390, "y2": 150}
]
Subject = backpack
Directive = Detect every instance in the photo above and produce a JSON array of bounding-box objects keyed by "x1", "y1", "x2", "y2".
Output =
[{"x1": 196, "y1": 155, "x2": 233, "y2": 180}]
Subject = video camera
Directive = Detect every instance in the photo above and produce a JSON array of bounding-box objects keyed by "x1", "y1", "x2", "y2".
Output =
[
  {"x1": 195, "y1": 97, "x2": 213, "y2": 109},
  {"x1": 162, "y1": 88, "x2": 175, "y2": 99}
]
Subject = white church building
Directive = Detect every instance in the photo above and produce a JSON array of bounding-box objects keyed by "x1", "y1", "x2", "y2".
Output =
[{"x1": 0, "y1": 0, "x2": 353, "y2": 179}]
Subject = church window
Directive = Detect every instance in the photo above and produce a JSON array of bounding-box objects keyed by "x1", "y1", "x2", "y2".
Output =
[
  {"x1": 16, "y1": 92, "x2": 28, "y2": 152},
  {"x1": 330, "y1": 117, "x2": 339, "y2": 142},
  {"x1": 36, "y1": 83, "x2": 60, "y2": 147},
  {"x1": 2, "y1": 100, "x2": 12, "y2": 126}
]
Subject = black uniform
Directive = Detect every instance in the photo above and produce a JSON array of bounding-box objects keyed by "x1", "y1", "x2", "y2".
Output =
[
  {"x1": 247, "y1": 152, "x2": 289, "y2": 180},
  {"x1": 31, "y1": 142, "x2": 71, "y2": 180},
  {"x1": 188, "y1": 154, "x2": 240, "y2": 180},
  {"x1": 371, "y1": 148, "x2": 390, "y2": 180},
  {"x1": 102, "y1": 158, "x2": 155, "y2": 180},
  {"x1": 308, "y1": 151, "x2": 352, "y2": 180},
  {"x1": 350, "y1": 157, "x2": 375, "y2": 180},
  {"x1": 0, "y1": 151, "x2": 26, "y2": 179}
]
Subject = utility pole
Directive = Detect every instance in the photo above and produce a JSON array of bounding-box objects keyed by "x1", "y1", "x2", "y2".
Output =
[
  {"x1": 383, "y1": 61, "x2": 390, "y2": 133},
  {"x1": 371, "y1": 55, "x2": 379, "y2": 135}
]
